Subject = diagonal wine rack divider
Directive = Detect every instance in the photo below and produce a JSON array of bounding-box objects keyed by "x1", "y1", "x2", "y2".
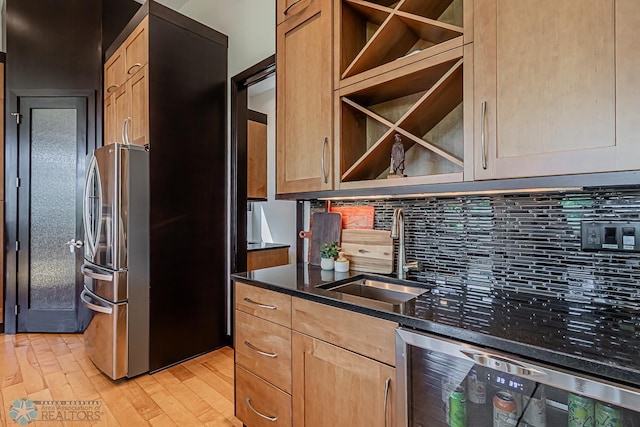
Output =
[
  {"x1": 341, "y1": 58, "x2": 463, "y2": 182},
  {"x1": 341, "y1": 0, "x2": 463, "y2": 80}
]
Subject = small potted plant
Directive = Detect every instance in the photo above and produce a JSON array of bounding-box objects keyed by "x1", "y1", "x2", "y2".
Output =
[{"x1": 320, "y1": 241, "x2": 341, "y2": 270}]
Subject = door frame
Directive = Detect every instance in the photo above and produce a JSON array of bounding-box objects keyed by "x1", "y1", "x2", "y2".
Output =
[{"x1": 4, "y1": 89, "x2": 97, "y2": 333}]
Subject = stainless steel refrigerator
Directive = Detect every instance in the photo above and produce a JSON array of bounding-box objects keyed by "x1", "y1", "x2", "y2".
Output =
[{"x1": 81, "y1": 143, "x2": 149, "y2": 380}]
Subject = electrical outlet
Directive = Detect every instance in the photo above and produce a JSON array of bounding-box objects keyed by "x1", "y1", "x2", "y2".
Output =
[{"x1": 581, "y1": 221, "x2": 640, "y2": 252}]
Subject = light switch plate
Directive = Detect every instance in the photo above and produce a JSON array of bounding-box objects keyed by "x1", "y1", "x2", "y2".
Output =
[{"x1": 581, "y1": 221, "x2": 640, "y2": 252}]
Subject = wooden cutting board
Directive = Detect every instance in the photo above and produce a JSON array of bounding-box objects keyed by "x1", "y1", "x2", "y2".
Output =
[
  {"x1": 310, "y1": 212, "x2": 342, "y2": 266},
  {"x1": 329, "y1": 206, "x2": 374, "y2": 229},
  {"x1": 341, "y1": 229, "x2": 394, "y2": 274}
]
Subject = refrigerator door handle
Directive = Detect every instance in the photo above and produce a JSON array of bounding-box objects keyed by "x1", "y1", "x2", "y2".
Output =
[
  {"x1": 80, "y1": 288, "x2": 113, "y2": 315},
  {"x1": 81, "y1": 264, "x2": 114, "y2": 282},
  {"x1": 83, "y1": 155, "x2": 102, "y2": 259}
]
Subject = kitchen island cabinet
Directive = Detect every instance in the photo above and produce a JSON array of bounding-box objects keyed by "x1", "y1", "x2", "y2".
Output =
[{"x1": 233, "y1": 280, "x2": 397, "y2": 427}]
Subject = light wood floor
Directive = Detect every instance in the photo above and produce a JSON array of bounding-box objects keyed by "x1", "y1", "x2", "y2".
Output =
[{"x1": 0, "y1": 334, "x2": 242, "y2": 426}]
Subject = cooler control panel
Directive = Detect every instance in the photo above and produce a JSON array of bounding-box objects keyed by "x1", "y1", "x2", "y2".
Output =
[{"x1": 581, "y1": 221, "x2": 640, "y2": 252}]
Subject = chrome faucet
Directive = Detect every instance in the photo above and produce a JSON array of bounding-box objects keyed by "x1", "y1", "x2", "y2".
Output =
[{"x1": 390, "y1": 208, "x2": 420, "y2": 280}]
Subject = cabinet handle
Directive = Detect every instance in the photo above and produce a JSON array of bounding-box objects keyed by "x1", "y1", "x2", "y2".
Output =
[
  {"x1": 383, "y1": 377, "x2": 391, "y2": 427},
  {"x1": 244, "y1": 397, "x2": 278, "y2": 422},
  {"x1": 243, "y1": 297, "x2": 277, "y2": 310},
  {"x1": 284, "y1": 0, "x2": 308, "y2": 15},
  {"x1": 321, "y1": 137, "x2": 328, "y2": 184},
  {"x1": 481, "y1": 101, "x2": 487, "y2": 170},
  {"x1": 122, "y1": 117, "x2": 132, "y2": 145},
  {"x1": 107, "y1": 84, "x2": 119, "y2": 93},
  {"x1": 127, "y1": 63, "x2": 142, "y2": 75},
  {"x1": 244, "y1": 340, "x2": 278, "y2": 358}
]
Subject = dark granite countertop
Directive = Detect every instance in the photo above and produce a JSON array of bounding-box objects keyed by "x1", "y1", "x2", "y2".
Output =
[
  {"x1": 232, "y1": 263, "x2": 640, "y2": 388},
  {"x1": 246, "y1": 242, "x2": 291, "y2": 252}
]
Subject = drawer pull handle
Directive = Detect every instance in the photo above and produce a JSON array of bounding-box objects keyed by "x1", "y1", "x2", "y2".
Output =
[
  {"x1": 244, "y1": 397, "x2": 278, "y2": 422},
  {"x1": 244, "y1": 340, "x2": 278, "y2": 358},
  {"x1": 243, "y1": 297, "x2": 277, "y2": 310},
  {"x1": 127, "y1": 63, "x2": 142, "y2": 75},
  {"x1": 321, "y1": 137, "x2": 328, "y2": 184},
  {"x1": 106, "y1": 84, "x2": 119, "y2": 93},
  {"x1": 284, "y1": 0, "x2": 312, "y2": 15},
  {"x1": 481, "y1": 101, "x2": 487, "y2": 170},
  {"x1": 383, "y1": 377, "x2": 391, "y2": 427}
]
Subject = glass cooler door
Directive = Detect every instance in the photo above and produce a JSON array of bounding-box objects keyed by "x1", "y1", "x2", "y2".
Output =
[{"x1": 396, "y1": 329, "x2": 640, "y2": 427}]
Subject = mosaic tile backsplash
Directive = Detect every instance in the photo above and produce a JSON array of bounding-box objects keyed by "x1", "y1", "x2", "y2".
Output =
[{"x1": 312, "y1": 188, "x2": 640, "y2": 374}]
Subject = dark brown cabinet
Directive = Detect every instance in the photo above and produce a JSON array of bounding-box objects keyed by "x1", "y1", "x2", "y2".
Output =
[{"x1": 104, "y1": 2, "x2": 229, "y2": 371}]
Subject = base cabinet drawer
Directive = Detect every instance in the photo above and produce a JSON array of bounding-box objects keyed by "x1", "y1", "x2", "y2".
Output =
[
  {"x1": 235, "y1": 310, "x2": 292, "y2": 393},
  {"x1": 236, "y1": 365, "x2": 292, "y2": 427},
  {"x1": 236, "y1": 282, "x2": 292, "y2": 328}
]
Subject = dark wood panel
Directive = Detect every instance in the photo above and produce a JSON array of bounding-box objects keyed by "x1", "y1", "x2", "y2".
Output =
[
  {"x1": 105, "y1": 0, "x2": 228, "y2": 59},
  {"x1": 147, "y1": 15, "x2": 228, "y2": 372},
  {"x1": 102, "y1": 0, "x2": 142, "y2": 55}
]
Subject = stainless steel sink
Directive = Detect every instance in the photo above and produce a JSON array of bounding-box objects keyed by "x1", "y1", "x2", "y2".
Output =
[{"x1": 317, "y1": 278, "x2": 428, "y2": 313}]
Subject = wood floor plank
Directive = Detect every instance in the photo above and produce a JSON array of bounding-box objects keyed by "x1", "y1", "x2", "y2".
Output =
[
  {"x1": 182, "y1": 376, "x2": 235, "y2": 420},
  {"x1": 1, "y1": 382, "x2": 29, "y2": 427},
  {"x1": 14, "y1": 344, "x2": 46, "y2": 394},
  {"x1": 152, "y1": 370, "x2": 228, "y2": 425},
  {"x1": 0, "y1": 334, "x2": 241, "y2": 427},
  {"x1": 183, "y1": 358, "x2": 234, "y2": 401},
  {"x1": 45, "y1": 335, "x2": 72, "y2": 357},
  {"x1": 143, "y1": 382, "x2": 204, "y2": 426},
  {"x1": 148, "y1": 413, "x2": 178, "y2": 427},
  {"x1": 30, "y1": 336, "x2": 63, "y2": 376},
  {"x1": 91, "y1": 370, "x2": 151, "y2": 427},
  {"x1": 119, "y1": 380, "x2": 164, "y2": 421}
]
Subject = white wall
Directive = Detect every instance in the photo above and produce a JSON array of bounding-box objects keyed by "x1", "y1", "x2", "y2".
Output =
[
  {"x1": 178, "y1": 0, "x2": 275, "y2": 76},
  {"x1": 248, "y1": 80, "x2": 297, "y2": 263}
]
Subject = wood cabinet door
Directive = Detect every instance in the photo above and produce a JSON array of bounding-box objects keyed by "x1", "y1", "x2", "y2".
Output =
[
  {"x1": 292, "y1": 332, "x2": 395, "y2": 427},
  {"x1": 276, "y1": 0, "x2": 321, "y2": 27},
  {"x1": 276, "y1": 0, "x2": 333, "y2": 194},
  {"x1": 128, "y1": 65, "x2": 149, "y2": 147},
  {"x1": 247, "y1": 117, "x2": 268, "y2": 199},
  {"x1": 104, "y1": 94, "x2": 116, "y2": 145},
  {"x1": 473, "y1": 0, "x2": 630, "y2": 180},
  {"x1": 124, "y1": 16, "x2": 149, "y2": 78},
  {"x1": 113, "y1": 84, "x2": 130, "y2": 144},
  {"x1": 104, "y1": 49, "x2": 125, "y2": 100},
  {"x1": 616, "y1": 0, "x2": 640, "y2": 165}
]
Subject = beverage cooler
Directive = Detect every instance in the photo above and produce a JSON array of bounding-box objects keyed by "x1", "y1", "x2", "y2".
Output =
[{"x1": 396, "y1": 328, "x2": 640, "y2": 427}]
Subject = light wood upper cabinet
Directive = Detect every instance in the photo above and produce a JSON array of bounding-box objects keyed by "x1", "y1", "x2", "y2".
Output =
[
  {"x1": 104, "y1": 18, "x2": 149, "y2": 147},
  {"x1": 125, "y1": 17, "x2": 149, "y2": 78},
  {"x1": 616, "y1": 0, "x2": 640, "y2": 162},
  {"x1": 113, "y1": 84, "x2": 130, "y2": 144},
  {"x1": 128, "y1": 65, "x2": 149, "y2": 146},
  {"x1": 292, "y1": 332, "x2": 395, "y2": 427},
  {"x1": 277, "y1": 0, "x2": 320, "y2": 26},
  {"x1": 104, "y1": 94, "x2": 116, "y2": 145},
  {"x1": 104, "y1": 49, "x2": 125, "y2": 100},
  {"x1": 276, "y1": 0, "x2": 333, "y2": 194},
  {"x1": 473, "y1": 0, "x2": 639, "y2": 180}
]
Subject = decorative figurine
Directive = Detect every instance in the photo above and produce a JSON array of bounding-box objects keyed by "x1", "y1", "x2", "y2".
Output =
[{"x1": 388, "y1": 133, "x2": 406, "y2": 178}]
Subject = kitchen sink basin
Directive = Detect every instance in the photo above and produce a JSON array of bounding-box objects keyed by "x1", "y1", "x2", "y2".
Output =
[{"x1": 317, "y1": 278, "x2": 428, "y2": 313}]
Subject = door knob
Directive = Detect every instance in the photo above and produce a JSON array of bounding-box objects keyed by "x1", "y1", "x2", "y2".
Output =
[{"x1": 66, "y1": 239, "x2": 84, "y2": 253}]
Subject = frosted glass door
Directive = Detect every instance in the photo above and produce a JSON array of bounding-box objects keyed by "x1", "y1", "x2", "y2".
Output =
[{"x1": 17, "y1": 97, "x2": 88, "y2": 332}]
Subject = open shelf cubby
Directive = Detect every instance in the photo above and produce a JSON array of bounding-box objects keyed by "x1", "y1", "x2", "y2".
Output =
[
  {"x1": 338, "y1": 0, "x2": 464, "y2": 85},
  {"x1": 337, "y1": 50, "x2": 464, "y2": 187}
]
